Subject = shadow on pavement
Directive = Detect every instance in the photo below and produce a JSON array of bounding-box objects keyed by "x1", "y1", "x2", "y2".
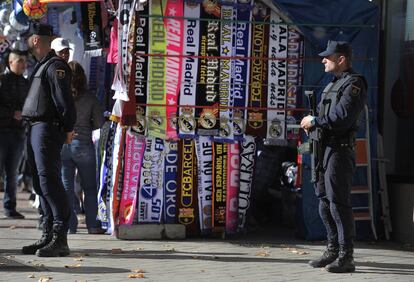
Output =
[{"x1": 41, "y1": 266, "x2": 130, "y2": 274}]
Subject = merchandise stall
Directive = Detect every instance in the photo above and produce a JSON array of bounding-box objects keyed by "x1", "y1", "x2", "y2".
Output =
[{"x1": 0, "y1": 0, "x2": 380, "y2": 240}]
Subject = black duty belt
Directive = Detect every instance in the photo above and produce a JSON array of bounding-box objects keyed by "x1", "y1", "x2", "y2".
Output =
[
  {"x1": 25, "y1": 119, "x2": 61, "y2": 127},
  {"x1": 325, "y1": 135, "x2": 355, "y2": 148}
]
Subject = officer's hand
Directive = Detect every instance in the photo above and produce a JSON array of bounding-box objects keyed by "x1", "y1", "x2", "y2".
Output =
[
  {"x1": 13, "y1": 111, "x2": 22, "y2": 121},
  {"x1": 300, "y1": 115, "x2": 314, "y2": 131},
  {"x1": 65, "y1": 131, "x2": 75, "y2": 144}
]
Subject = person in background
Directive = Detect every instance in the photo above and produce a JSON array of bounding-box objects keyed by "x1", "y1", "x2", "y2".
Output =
[
  {"x1": 0, "y1": 49, "x2": 30, "y2": 219},
  {"x1": 21, "y1": 22, "x2": 76, "y2": 257},
  {"x1": 51, "y1": 37, "x2": 71, "y2": 63},
  {"x1": 61, "y1": 61, "x2": 105, "y2": 234},
  {"x1": 52, "y1": 37, "x2": 85, "y2": 217},
  {"x1": 301, "y1": 40, "x2": 367, "y2": 273}
]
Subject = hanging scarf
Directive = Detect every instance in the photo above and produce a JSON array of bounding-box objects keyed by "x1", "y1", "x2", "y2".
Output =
[
  {"x1": 109, "y1": 124, "x2": 126, "y2": 233},
  {"x1": 195, "y1": 136, "x2": 213, "y2": 232},
  {"x1": 165, "y1": 0, "x2": 184, "y2": 140},
  {"x1": 80, "y1": 1, "x2": 104, "y2": 56},
  {"x1": 177, "y1": 139, "x2": 199, "y2": 235},
  {"x1": 215, "y1": 2, "x2": 234, "y2": 142},
  {"x1": 147, "y1": 0, "x2": 167, "y2": 139},
  {"x1": 137, "y1": 137, "x2": 165, "y2": 223},
  {"x1": 286, "y1": 28, "x2": 305, "y2": 140},
  {"x1": 118, "y1": 129, "x2": 145, "y2": 225},
  {"x1": 178, "y1": 2, "x2": 201, "y2": 139},
  {"x1": 163, "y1": 140, "x2": 178, "y2": 223},
  {"x1": 212, "y1": 142, "x2": 228, "y2": 232},
  {"x1": 266, "y1": 11, "x2": 287, "y2": 144},
  {"x1": 245, "y1": 3, "x2": 269, "y2": 138},
  {"x1": 121, "y1": 8, "x2": 139, "y2": 126},
  {"x1": 133, "y1": 3, "x2": 150, "y2": 136},
  {"x1": 196, "y1": 0, "x2": 221, "y2": 136},
  {"x1": 226, "y1": 142, "x2": 239, "y2": 234},
  {"x1": 238, "y1": 135, "x2": 256, "y2": 231},
  {"x1": 97, "y1": 121, "x2": 117, "y2": 230},
  {"x1": 232, "y1": 0, "x2": 253, "y2": 140}
]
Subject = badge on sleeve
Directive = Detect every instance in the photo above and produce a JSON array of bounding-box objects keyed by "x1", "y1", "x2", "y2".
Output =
[
  {"x1": 351, "y1": 85, "x2": 361, "y2": 97},
  {"x1": 56, "y1": 69, "x2": 66, "y2": 79}
]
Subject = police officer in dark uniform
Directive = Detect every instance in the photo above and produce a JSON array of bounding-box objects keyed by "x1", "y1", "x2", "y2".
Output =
[
  {"x1": 301, "y1": 41, "x2": 367, "y2": 273},
  {"x1": 20, "y1": 22, "x2": 76, "y2": 257}
]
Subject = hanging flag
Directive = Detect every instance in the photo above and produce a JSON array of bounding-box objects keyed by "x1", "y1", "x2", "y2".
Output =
[
  {"x1": 178, "y1": 2, "x2": 201, "y2": 139},
  {"x1": 266, "y1": 11, "x2": 287, "y2": 144},
  {"x1": 165, "y1": 0, "x2": 184, "y2": 140},
  {"x1": 147, "y1": 0, "x2": 167, "y2": 139}
]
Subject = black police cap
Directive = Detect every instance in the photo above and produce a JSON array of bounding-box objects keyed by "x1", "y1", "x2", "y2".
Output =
[
  {"x1": 318, "y1": 40, "x2": 352, "y2": 57},
  {"x1": 22, "y1": 21, "x2": 54, "y2": 38}
]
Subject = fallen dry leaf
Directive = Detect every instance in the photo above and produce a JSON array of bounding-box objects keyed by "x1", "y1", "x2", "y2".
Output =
[
  {"x1": 38, "y1": 277, "x2": 53, "y2": 282},
  {"x1": 73, "y1": 253, "x2": 89, "y2": 257},
  {"x1": 282, "y1": 247, "x2": 309, "y2": 255},
  {"x1": 64, "y1": 264, "x2": 81, "y2": 269},
  {"x1": 131, "y1": 269, "x2": 145, "y2": 273},
  {"x1": 128, "y1": 273, "x2": 145, "y2": 278},
  {"x1": 256, "y1": 250, "x2": 270, "y2": 257},
  {"x1": 165, "y1": 248, "x2": 175, "y2": 252},
  {"x1": 136, "y1": 247, "x2": 144, "y2": 251},
  {"x1": 9, "y1": 225, "x2": 16, "y2": 229},
  {"x1": 111, "y1": 248, "x2": 123, "y2": 254},
  {"x1": 28, "y1": 273, "x2": 35, "y2": 278},
  {"x1": 297, "y1": 251, "x2": 309, "y2": 255},
  {"x1": 33, "y1": 263, "x2": 45, "y2": 267}
]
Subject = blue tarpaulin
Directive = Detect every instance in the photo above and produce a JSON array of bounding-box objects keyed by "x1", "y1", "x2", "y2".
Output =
[{"x1": 273, "y1": 0, "x2": 380, "y2": 240}]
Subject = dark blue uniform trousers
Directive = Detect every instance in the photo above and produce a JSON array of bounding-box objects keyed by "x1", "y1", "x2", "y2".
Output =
[
  {"x1": 316, "y1": 146, "x2": 355, "y2": 248},
  {"x1": 27, "y1": 122, "x2": 70, "y2": 229}
]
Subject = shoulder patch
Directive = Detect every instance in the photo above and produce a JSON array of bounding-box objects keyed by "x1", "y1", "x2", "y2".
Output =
[
  {"x1": 56, "y1": 69, "x2": 66, "y2": 79},
  {"x1": 351, "y1": 84, "x2": 361, "y2": 97}
]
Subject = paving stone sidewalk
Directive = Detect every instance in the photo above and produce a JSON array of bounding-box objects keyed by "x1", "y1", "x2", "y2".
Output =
[{"x1": 1, "y1": 192, "x2": 413, "y2": 282}]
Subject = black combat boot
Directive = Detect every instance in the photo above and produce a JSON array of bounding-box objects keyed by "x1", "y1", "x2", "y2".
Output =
[
  {"x1": 309, "y1": 243, "x2": 339, "y2": 268},
  {"x1": 36, "y1": 224, "x2": 70, "y2": 257},
  {"x1": 325, "y1": 246, "x2": 355, "y2": 273},
  {"x1": 22, "y1": 225, "x2": 53, "y2": 254}
]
